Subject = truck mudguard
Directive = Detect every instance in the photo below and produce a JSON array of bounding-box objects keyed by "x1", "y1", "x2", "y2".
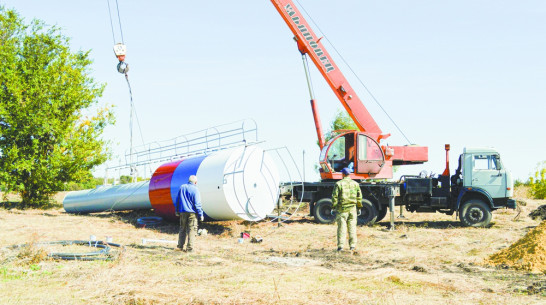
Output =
[{"x1": 456, "y1": 187, "x2": 494, "y2": 211}]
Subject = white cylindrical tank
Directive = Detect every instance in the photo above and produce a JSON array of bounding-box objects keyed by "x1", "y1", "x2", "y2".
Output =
[
  {"x1": 64, "y1": 145, "x2": 280, "y2": 221},
  {"x1": 197, "y1": 145, "x2": 280, "y2": 221}
]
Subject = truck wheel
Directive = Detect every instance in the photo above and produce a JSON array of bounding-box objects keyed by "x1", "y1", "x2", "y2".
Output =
[
  {"x1": 313, "y1": 198, "x2": 335, "y2": 224},
  {"x1": 459, "y1": 199, "x2": 492, "y2": 227},
  {"x1": 375, "y1": 207, "x2": 388, "y2": 222},
  {"x1": 358, "y1": 199, "x2": 378, "y2": 226}
]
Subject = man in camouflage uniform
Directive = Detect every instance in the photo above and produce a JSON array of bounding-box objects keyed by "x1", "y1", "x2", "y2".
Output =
[{"x1": 331, "y1": 168, "x2": 362, "y2": 251}]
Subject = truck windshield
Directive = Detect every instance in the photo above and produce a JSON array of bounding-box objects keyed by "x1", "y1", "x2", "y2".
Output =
[{"x1": 473, "y1": 154, "x2": 502, "y2": 170}]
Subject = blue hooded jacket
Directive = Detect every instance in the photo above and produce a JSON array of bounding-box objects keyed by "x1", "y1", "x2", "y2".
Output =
[{"x1": 175, "y1": 182, "x2": 204, "y2": 218}]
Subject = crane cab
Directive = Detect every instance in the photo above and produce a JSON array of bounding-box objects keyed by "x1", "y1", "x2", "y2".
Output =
[{"x1": 319, "y1": 131, "x2": 393, "y2": 180}]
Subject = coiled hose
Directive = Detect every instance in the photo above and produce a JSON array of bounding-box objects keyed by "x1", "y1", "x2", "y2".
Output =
[{"x1": 11, "y1": 240, "x2": 125, "y2": 261}]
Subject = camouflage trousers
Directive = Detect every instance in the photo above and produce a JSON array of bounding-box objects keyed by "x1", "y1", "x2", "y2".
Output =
[
  {"x1": 178, "y1": 213, "x2": 198, "y2": 251},
  {"x1": 336, "y1": 205, "x2": 357, "y2": 249}
]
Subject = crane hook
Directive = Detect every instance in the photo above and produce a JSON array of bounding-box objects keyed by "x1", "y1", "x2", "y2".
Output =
[
  {"x1": 117, "y1": 61, "x2": 129, "y2": 74},
  {"x1": 113, "y1": 43, "x2": 129, "y2": 74}
]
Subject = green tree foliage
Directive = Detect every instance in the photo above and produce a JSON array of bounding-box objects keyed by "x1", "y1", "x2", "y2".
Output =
[
  {"x1": 63, "y1": 176, "x2": 149, "y2": 191},
  {"x1": 315, "y1": 110, "x2": 357, "y2": 163},
  {"x1": 529, "y1": 162, "x2": 546, "y2": 199},
  {"x1": 64, "y1": 177, "x2": 104, "y2": 191},
  {"x1": 324, "y1": 109, "x2": 358, "y2": 144},
  {"x1": 0, "y1": 8, "x2": 114, "y2": 206},
  {"x1": 119, "y1": 175, "x2": 134, "y2": 185}
]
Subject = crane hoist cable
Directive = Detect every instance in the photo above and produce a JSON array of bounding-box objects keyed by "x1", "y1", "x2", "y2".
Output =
[
  {"x1": 107, "y1": 0, "x2": 128, "y2": 72},
  {"x1": 106, "y1": 0, "x2": 125, "y2": 44},
  {"x1": 106, "y1": 0, "x2": 146, "y2": 180},
  {"x1": 294, "y1": 0, "x2": 413, "y2": 145}
]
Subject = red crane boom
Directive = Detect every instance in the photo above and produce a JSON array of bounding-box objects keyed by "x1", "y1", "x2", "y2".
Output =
[
  {"x1": 272, "y1": 1, "x2": 383, "y2": 139},
  {"x1": 271, "y1": 0, "x2": 428, "y2": 180}
]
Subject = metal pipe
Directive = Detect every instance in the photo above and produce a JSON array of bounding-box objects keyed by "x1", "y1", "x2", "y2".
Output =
[{"x1": 63, "y1": 181, "x2": 151, "y2": 213}]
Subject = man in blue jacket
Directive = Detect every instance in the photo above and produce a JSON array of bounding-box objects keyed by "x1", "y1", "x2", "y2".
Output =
[{"x1": 175, "y1": 175, "x2": 204, "y2": 252}]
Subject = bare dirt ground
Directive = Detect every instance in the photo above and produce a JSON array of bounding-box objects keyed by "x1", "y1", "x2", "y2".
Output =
[{"x1": 0, "y1": 189, "x2": 545, "y2": 304}]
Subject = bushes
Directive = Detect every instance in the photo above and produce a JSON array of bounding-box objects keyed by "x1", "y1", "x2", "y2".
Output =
[
  {"x1": 63, "y1": 178, "x2": 103, "y2": 191},
  {"x1": 529, "y1": 162, "x2": 546, "y2": 199}
]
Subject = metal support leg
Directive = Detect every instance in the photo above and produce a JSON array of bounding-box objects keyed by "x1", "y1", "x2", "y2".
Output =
[
  {"x1": 389, "y1": 195, "x2": 395, "y2": 231},
  {"x1": 397, "y1": 205, "x2": 406, "y2": 219},
  {"x1": 277, "y1": 197, "x2": 281, "y2": 227},
  {"x1": 386, "y1": 186, "x2": 396, "y2": 231}
]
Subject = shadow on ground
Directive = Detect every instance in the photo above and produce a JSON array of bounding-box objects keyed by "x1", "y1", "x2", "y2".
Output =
[
  {"x1": 0, "y1": 201, "x2": 62, "y2": 210},
  {"x1": 375, "y1": 220, "x2": 464, "y2": 229},
  {"x1": 80, "y1": 209, "x2": 234, "y2": 236},
  {"x1": 280, "y1": 217, "x2": 316, "y2": 225}
]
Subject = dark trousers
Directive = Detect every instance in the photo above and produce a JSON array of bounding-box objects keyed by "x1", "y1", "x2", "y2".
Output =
[{"x1": 178, "y1": 213, "x2": 198, "y2": 251}]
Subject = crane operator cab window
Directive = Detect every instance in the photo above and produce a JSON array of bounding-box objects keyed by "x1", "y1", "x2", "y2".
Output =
[
  {"x1": 323, "y1": 133, "x2": 384, "y2": 175},
  {"x1": 326, "y1": 134, "x2": 355, "y2": 173},
  {"x1": 356, "y1": 134, "x2": 385, "y2": 175}
]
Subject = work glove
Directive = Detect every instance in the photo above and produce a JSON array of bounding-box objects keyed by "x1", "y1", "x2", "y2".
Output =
[
  {"x1": 200, "y1": 215, "x2": 204, "y2": 222},
  {"x1": 357, "y1": 209, "x2": 362, "y2": 216}
]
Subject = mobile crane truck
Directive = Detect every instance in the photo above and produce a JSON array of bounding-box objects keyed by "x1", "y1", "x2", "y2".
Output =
[{"x1": 271, "y1": 0, "x2": 516, "y2": 227}]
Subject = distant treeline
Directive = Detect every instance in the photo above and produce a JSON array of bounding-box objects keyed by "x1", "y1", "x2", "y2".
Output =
[{"x1": 63, "y1": 176, "x2": 150, "y2": 191}]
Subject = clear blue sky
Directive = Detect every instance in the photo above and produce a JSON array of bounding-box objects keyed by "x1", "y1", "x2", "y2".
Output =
[{"x1": 2, "y1": 0, "x2": 545, "y2": 182}]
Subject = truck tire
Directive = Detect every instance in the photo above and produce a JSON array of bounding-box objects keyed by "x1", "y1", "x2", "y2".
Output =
[
  {"x1": 358, "y1": 199, "x2": 378, "y2": 226},
  {"x1": 313, "y1": 198, "x2": 335, "y2": 224},
  {"x1": 459, "y1": 199, "x2": 492, "y2": 227},
  {"x1": 375, "y1": 206, "x2": 388, "y2": 222}
]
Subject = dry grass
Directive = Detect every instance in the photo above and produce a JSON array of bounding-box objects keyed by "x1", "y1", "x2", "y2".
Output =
[
  {"x1": 514, "y1": 185, "x2": 531, "y2": 199},
  {"x1": 0, "y1": 187, "x2": 545, "y2": 304}
]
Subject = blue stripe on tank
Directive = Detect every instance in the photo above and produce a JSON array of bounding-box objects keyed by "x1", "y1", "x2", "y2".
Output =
[{"x1": 170, "y1": 154, "x2": 207, "y2": 211}]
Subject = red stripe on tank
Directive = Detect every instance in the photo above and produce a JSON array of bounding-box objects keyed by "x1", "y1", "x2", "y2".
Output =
[{"x1": 149, "y1": 160, "x2": 182, "y2": 218}]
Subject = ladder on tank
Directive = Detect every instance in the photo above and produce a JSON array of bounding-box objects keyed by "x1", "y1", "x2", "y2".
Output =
[{"x1": 103, "y1": 119, "x2": 259, "y2": 184}]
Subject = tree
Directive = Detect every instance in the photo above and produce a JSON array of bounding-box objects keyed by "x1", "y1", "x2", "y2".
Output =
[
  {"x1": 529, "y1": 161, "x2": 546, "y2": 199},
  {"x1": 324, "y1": 109, "x2": 358, "y2": 144},
  {"x1": 0, "y1": 8, "x2": 114, "y2": 206}
]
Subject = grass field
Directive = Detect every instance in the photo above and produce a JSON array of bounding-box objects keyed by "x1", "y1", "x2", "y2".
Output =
[{"x1": 0, "y1": 188, "x2": 544, "y2": 304}]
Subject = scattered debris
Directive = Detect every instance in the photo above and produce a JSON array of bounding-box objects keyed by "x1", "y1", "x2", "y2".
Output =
[
  {"x1": 141, "y1": 238, "x2": 176, "y2": 246},
  {"x1": 513, "y1": 280, "x2": 546, "y2": 296},
  {"x1": 412, "y1": 265, "x2": 427, "y2": 273},
  {"x1": 525, "y1": 281, "x2": 546, "y2": 295},
  {"x1": 529, "y1": 205, "x2": 546, "y2": 221},
  {"x1": 261, "y1": 256, "x2": 315, "y2": 267},
  {"x1": 251, "y1": 236, "x2": 263, "y2": 243},
  {"x1": 136, "y1": 216, "x2": 163, "y2": 228},
  {"x1": 488, "y1": 221, "x2": 546, "y2": 273},
  {"x1": 456, "y1": 262, "x2": 473, "y2": 273},
  {"x1": 513, "y1": 205, "x2": 522, "y2": 221}
]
